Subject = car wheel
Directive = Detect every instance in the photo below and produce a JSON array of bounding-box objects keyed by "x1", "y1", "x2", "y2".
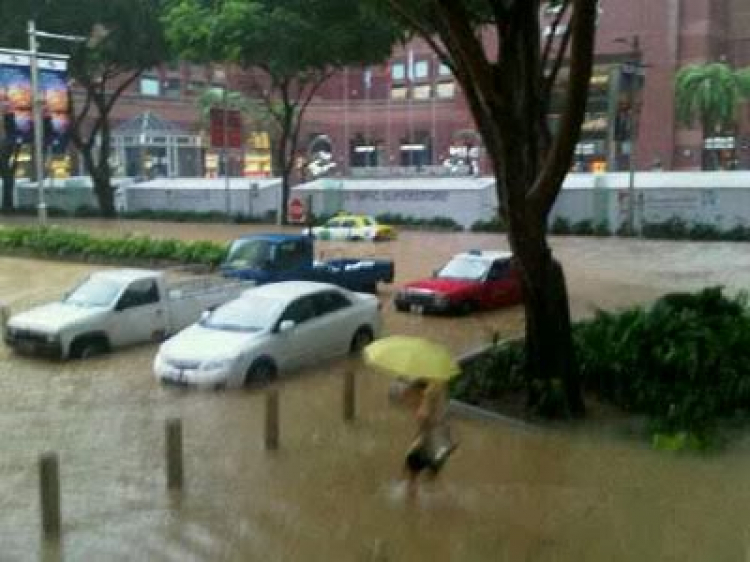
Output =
[
  {"x1": 458, "y1": 301, "x2": 478, "y2": 316},
  {"x1": 244, "y1": 359, "x2": 277, "y2": 387},
  {"x1": 71, "y1": 337, "x2": 108, "y2": 359},
  {"x1": 350, "y1": 327, "x2": 374, "y2": 354}
]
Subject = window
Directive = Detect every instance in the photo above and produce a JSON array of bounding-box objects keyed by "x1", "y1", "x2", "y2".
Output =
[
  {"x1": 163, "y1": 78, "x2": 181, "y2": 98},
  {"x1": 414, "y1": 60, "x2": 430, "y2": 79},
  {"x1": 412, "y1": 85, "x2": 431, "y2": 100},
  {"x1": 313, "y1": 290, "x2": 351, "y2": 316},
  {"x1": 390, "y1": 86, "x2": 408, "y2": 100},
  {"x1": 439, "y1": 63, "x2": 452, "y2": 76},
  {"x1": 273, "y1": 240, "x2": 308, "y2": 271},
  {"x1": 119, "y1": 279, "x2": 159, "y2": 309},
  {"x1": 391, "y1": 63, "x2": 405, "y2": 81},
  {"x1": 436, "y1": 82, "x2": 456, "y2": 99},
  {"x1": 341, "y1": 219, "x2": 357, "y2": 228},
  {"x1": 140, "y1": 77, "x2": 160, "y2": 96},
  {"x1": 280, "y1": 296, "x2": 317, "y2": 325},
  {"x1": 487, "y1": 260, "x2": 511, "y2": 281},
  {"x1": 326, "y1": 219, "x2": 343, "y2": 228}
]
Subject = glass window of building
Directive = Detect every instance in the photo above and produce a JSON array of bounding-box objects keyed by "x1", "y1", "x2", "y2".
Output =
[
  {"x1": 414, "y1": 60, "x2": 430, "y2": 79},
  {"x1": 140, "y1": 77, "x2": 160, "y2": 96},
  {"x1": 390, "y1": 86, "x2": 408, "y2": 100},
  {"x1": 436, "y1": 82, "x2": 455, "y2": 99},
  {"x1": 391, "y1": 63, "x2": 405, "y2": 81},
  {"x1": 439, "y1": 63, "x2": 452, "y2": 76},
  {"x1": 413, "y1": 84, "x2": 431, "y2": 100},
  {"x1": 163, "y1": 78, "x2": 181, "y2": 99}
]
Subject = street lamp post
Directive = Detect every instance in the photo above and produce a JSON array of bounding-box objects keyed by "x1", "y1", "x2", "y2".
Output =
[
  {"x1": 615, "y1": 35, "x2": 645, "y2": 236},
  {"x1": 27, "y1": 20, "x2": 96, "y2": 225}
]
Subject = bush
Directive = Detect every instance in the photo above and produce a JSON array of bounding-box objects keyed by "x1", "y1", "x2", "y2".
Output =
[
  {"x1": 470, "y1": 217, "x2": 506, "y2": 232},
  {"x1": 550, "y1": 216, "x2": 572, "y2": 234},
  {"x1": 0, "y1": 226, "x2": 228, "y2": 266},
  {"x1": 451, "y1": 287, "x2": 750, "y2": 450},
  {"x1": 374, "y1": 212, "x2": 462, "y2": 231},
  {"x1": 575, "y1": 287, "x2": 750, "y2": 449}
]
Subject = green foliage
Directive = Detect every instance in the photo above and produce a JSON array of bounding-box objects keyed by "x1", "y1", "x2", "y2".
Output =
[
  {"x1": 452, "y1": 287, "x2": 750, "y2": 451},
  {"x1": 575, "y1": 287, "x2": 750, "y2": 449},
  {"x1": 470, "y1": 217, "x2": 507, "y2": 232},
  {"x1": 450, "y1": 340, "x2": 526, "y2": 406},
  {"x1": 0, "y1": 226, "x2": 228, "y2": 266},
  {"x1": 675, "y1": 63, "x2": 750, "y2": 134},
  {"x1": 374, "y1": 213, "x2": 462, "y2": 231}
]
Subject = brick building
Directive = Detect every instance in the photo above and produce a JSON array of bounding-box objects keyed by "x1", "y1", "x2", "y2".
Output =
[{"x1": 292, "y1": 0, "x2": 750, "y2": 175}]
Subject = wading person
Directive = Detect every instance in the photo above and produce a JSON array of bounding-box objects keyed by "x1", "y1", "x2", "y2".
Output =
[{"x1": 402, "y1": 379, "x2": 457, "y2": 497}]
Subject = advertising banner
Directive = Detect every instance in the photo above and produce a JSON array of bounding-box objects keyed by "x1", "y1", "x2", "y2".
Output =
[{"x1": 0, "y1": 52, "x2": 69, "y2": 151}]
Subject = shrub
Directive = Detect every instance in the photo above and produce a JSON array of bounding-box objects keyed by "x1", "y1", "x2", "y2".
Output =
[
  {"x1": 575, "y1": 287, "x2": 750, "y2": 449},
  {"x1": 471, "y1": 217, "x2": 506, "y2": 232},
  {"x1": 0, "y1": 226, "x2": 228, "y2": 266},
  {"x1": 451, "y1": 287, "x2": 750, "y2": 450},
  {"x1": 550, "y1": 216, "x2": 571, "y2": 234}
]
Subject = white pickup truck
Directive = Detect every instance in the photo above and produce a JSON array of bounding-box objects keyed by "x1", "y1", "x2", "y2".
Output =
[{"x1": 3, "y1": 268, "x2": 255, "y2": 359}]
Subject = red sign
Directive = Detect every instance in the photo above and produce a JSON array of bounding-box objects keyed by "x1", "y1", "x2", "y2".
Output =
[
  {"x1": 209, "y1": 108, "x2": 243, "y2": 149},
  {"x1": 287, "y1": 197, "x2": 307, "y2": 224}
]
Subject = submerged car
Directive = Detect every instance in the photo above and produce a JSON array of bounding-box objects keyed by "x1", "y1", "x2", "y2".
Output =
[
  {"x1": 154, "y1": 281, "x2": 381, "y2": 389},
  {"x1": 394, "y1": 250, "x2": 523, "y2": 315},
  {"x1": 304, "y1": 214, "x2": 397, "y2": 242}
]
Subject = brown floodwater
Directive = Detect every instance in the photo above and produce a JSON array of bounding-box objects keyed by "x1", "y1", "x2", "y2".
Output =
[{"x1": 2, "y1": 218, "x2": 750, "y2": 561}]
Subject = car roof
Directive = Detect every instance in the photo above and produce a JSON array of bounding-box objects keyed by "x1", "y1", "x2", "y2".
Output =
[
  {"x1": 241, "y1": 280, "x2": 345, "y2": 300},
  {"x1": 92, "y1": 268, "x2": 160, "y2": 283},
  {"x1": 454, "y1": 250, "x2": 513, "y2": 263}
]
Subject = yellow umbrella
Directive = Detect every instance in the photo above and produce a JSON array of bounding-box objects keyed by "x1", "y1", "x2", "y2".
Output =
[{"x1": 363, "y1": 335, "x2": 461, "y2": 381}]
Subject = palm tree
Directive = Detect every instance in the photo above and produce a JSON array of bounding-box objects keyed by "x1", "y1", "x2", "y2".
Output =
[{"x1": 675, "y1": 62, "x2": 750, "y2": 169}]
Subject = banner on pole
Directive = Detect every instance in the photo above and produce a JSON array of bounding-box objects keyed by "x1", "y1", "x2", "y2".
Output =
[
  {"x1": 209, "y1": 107, "x2": 243, "y2": 149},
  {"x1": 0, "y1": 52, "x2": 69, "y2": 151}
]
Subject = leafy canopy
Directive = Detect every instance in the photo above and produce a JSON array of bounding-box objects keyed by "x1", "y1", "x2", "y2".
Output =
[
  {"x1": 675, "y1": 62, "x2": 750, "y2": 133},
  {"x1": 164, "y1": 0, "x2": 401, "y2": 75}
]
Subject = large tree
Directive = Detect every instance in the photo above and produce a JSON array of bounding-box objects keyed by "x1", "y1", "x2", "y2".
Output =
[
  {"x1": 164, "y1": 0, "x2": 400, "y2": 223},
  {"x1": 3, "y1": 0, "x2": 171, "y2": 216},
  {"x1": 675, "y1": 62, "x2": 750, "y2": 170},
  {"x1": 378, "y1": 1, "x2": 598, "y2": 416}
]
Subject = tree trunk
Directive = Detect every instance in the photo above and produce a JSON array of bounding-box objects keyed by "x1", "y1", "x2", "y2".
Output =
[
  {"x1": 81, "y1": 147, "x2": 115, "y2": 218},
  {"x1": 1, "y1": 171, "x2": 14, "y2": 212},
  {"x1": 497, "y1": 156, "x2": 585, "y2": 418}
]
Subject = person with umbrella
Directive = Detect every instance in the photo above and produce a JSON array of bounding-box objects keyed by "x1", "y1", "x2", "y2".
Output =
[{"x1": 364, "y1": 336, "x2": 460, "y2": 497}]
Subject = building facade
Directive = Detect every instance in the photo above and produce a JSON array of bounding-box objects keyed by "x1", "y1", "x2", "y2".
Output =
[{"x1": 291, "y1": 0, "x2": 750, "y2": 176}]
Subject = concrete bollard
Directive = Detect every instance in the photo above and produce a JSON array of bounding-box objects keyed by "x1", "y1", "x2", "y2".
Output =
[
  {"x1": 0, "y1": 304, "x2": 9, "y2": 331},
  {"x1": 39, "y1": 452, "x2": 61, "y2": 538},
  {"x1": 165, "y1": 418, "x2": 183, "y2": 490},
  {"x1": 343, "y1": 370, "x2": 356, "y2": 422},
  {"x1": 265, "y1": 389, "x2": 279, "y2": 450}
]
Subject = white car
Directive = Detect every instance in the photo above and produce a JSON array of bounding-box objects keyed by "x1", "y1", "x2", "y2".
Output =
[{"x1": 153, "y1": 281, "x2": 381, "y2": 389}]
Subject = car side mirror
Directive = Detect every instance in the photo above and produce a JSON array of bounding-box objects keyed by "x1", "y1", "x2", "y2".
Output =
[
  {"x1": 200, "y1": 310, "x2": 211, "y2": 321},
  {"x1": 279, "y1": 319, "x2": 296, "y2": 333}
]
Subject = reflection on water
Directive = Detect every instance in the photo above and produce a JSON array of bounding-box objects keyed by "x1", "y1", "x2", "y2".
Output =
[{"x1": 2, "y1": 220, "x2": 750, "y2": 560}]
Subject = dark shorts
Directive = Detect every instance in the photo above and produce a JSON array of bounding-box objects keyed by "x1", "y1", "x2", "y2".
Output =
[{"x1": 405, "y1": 445, "x2": 435, "y2": 475}]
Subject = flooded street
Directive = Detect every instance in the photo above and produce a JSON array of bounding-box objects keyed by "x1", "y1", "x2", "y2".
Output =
[{"x1": 2, "y1": 219, "x2": 750, "y2": 560}]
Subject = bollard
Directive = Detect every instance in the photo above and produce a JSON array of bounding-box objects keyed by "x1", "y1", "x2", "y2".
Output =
[
  {"x1": 0, "y1": 304, "x2": 9, "y2": 331},
  {"x1": 265, "y1": 389, "x2": 279, "y2": 450},
  {"x1": 165, "y1": 418, "x2": 183, "y2": 490},
  {"x1": 39, "y1": 452, "x2": 61, "y2": 538},
  {"x1": 343, "y1": 370, "x2": 356, "y2": 422}
]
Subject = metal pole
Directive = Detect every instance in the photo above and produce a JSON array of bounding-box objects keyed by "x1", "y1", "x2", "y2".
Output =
[
  {"x1": 39, "y1": 452, "x2": 61, "y2": 538},
  {"x1": 222, "y1": 87, "x2": 231, "y2": 219},
  {"x1": 29, "y1": 20, "x2": 47, "y2": 226},
  {"x1": 627, "y1": 36, "x2": 641, "y2": 237}
]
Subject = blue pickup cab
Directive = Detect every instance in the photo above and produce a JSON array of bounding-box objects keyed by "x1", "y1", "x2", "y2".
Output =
[{"x1": 220, "y1": 234, "x2": 395, "y2": 293}]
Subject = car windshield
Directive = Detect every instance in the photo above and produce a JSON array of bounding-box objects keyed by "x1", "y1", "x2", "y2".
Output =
[
  {"x1": 437, "y1": 256, "x2": 490, "y2": 281},
  {"x1": 63, "y1": 276, "x2": 122, "y2": 307},
  {"x1": 200, "y1": 295, "x2": 284, "y2": 332},
  {"x1": 224, "y1": 239, "x2": 273, "y2": 269}
]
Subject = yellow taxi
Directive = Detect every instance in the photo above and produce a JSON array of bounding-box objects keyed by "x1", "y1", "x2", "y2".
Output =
[{"x1": 305, "y1": 213, "x2": 397, "y2": 242}]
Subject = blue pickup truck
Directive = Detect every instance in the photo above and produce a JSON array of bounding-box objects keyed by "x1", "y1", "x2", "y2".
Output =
[{"x1": 220, "y1": 234, "x2": 395, "y2": 293}]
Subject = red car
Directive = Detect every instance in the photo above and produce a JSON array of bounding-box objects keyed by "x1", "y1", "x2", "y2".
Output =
[{"x1": 394, "y1": 250, "x2": 523, "y2": 314}]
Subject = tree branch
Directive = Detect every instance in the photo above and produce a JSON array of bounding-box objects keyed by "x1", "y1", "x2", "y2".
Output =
[{"x1": 528, "y1": 0, "x2": 598, "y2": 217}]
